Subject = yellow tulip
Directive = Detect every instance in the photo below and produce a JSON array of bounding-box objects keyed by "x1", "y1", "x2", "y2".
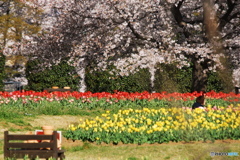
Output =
[{"x1": 167, "y1": 117, "x2": 172, "y2": 120}]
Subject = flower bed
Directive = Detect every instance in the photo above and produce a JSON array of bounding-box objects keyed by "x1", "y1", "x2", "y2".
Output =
[
  {"x1": 0, "y1": 90, "x2": 239, "y2": 118},
  {"x1": 1, "y1": 90, "x2": 240, "y2": 143},
  {"x1": 64, "y1": 106, "x2": 240, "y2": 144},
  {"x1": 0, "y1": 90, "x2": 239, "y2": 110}
]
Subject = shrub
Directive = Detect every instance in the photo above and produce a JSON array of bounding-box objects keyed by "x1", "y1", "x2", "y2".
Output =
[
  {"x1": 86, "y1": 61, "x2": 231, "y2": 93},
  {"x1": 154, "y1": 63, "x2": 231, "y2": 93},
  {"x1": 154, "y1": 63, "x2": 192, "y2": 93},
  {"x1": 85, "y1": 65, "x2": 151, "y2": 93},
  {"x1": 206, "y1": 72, "x2": 224, "y2": 92},
  {"x1": 25, "y1": 58, "x2": 80, "y2": 91}
]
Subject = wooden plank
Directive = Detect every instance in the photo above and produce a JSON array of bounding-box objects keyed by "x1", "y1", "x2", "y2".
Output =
[
  {"x1": 52, "y1": 131, "x2": 58, "y2": 152},
  {"x1": 44, "y1": 88, "x2": 73, "y2": 92},
  {"x1": 4, "y1": 131, "x2": 8, "y2": 158},
  {"x1": 7, "y1": 142, "x2": 54, "y2": 149},
  {"x1": 4, "y1": 131, "x2": 65, "y2": 159},
  {"x1": 7, "y1": 134, "x2": 53, "y2": 140}
]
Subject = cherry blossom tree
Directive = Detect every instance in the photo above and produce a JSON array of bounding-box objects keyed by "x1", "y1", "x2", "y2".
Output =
[
  {"x1": 0, "y1": 0, "x2": 42, "y2": 52},
  {"x1": 0, "y1": 0, "x2": 44, "y2": 85},
  {"x1": 7, "y1": 0, "x2": 240, "y2": 92}
]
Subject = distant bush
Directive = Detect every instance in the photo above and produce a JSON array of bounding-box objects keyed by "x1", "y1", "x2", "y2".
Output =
[
  {"x1": 25, "y1": 56, "x2": 231, "y2": 93},
  {"x1": 26, "y1": 58, "x2": 80, "y2": 91},
  {"x1": 85, "y1": 65, "x2": 151, "y2": 93},
  {"x1": 86, "y1": 62, "x2": 231, "y2": 93},
  {"x1": 154, "y1": 63, "x2": 229, "y2": 93},
  {"x1": 154, "y1": 63, "x2": 192, "y2": 93},
  {"x1": 206, "y1": 72, "x2": 224, "y2": 92}
]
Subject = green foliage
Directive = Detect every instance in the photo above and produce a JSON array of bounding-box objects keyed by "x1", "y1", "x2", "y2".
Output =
[
  {"x1": 154, "y1": 63, "x2": 231, "y2": 93},
  {"x1": 207, "y1": 69, "x2": 235, "y2": 93},
  {"x1": 24, "y1": 56, "x2": 234, "y2": 93},
  {"x1": 85, "y1": 65, "x2": 151, "y2": 93},
  {"x1": 214, "y1": 69, "x2": 234, "y2": 93},
  {"x1": 0, "y1": 49, "x2": 6, "y2": 91},
  {"x1": 216, "y1": 54, "x2": 234, "y2": 93},
  {"x1": 206, "y1": 72, "x2": 224, "y2": 92},
  {"x1": 25, "y1": 58, "x2": 80, "y2": 91},
  {"x1": 0, "y1": 103, "x2": 25, "y2": 119},
  {"x1": 85, "y1": 61, "x2": 234, "y2": 93},
  {"x1": 154, "y1": 63, "x2": 192, "y2": 93},
  {"x1": 0, "y1": 94, "x2": 238, "y2": 121}
]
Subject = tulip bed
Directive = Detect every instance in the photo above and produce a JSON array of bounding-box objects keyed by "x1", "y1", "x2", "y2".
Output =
[
  {"x1": 0, "y1": 90, "x2": 239, "y2": 116},
  {"x1": 0, "y1": 90, "x2": 239, "y2": 110},
  {"x1": 64, "y1": 106, "x2": 240, "y2": 144},
  {"x1": 1, "y1": 90, "x2": 240, "y2": 144}
]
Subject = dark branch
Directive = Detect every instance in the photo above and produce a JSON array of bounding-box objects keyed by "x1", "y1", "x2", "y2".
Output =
[
  {"x1": 127, "y1": 22, "x2": 159, "y2": 48},
  {"x1": 219, "y1": 0, "x2": 237, "y2": 30},
  {"x1": 171, "y1": 0, "x2": 186, "y2": 27}
]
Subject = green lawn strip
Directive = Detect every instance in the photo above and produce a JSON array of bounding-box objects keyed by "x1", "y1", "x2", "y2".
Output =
[
  {"x1": 0, "y1": 97, "x2": 237, "y2": 118},
  {"x1": 63, "y1": 142, "x2": 240, "y2": 160},
  {"x1": 1, "y1": 140, "x2": 239, "y2": 160}
]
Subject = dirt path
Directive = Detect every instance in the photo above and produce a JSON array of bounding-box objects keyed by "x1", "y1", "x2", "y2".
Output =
[{"x1": 29, "y1": 115, "x2": 81, "y2": 129}]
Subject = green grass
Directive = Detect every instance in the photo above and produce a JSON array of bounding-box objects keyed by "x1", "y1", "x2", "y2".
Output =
[
  {"x1": 0, "y1": 97, "x2": 238, "y2": 120},
  {"x1": 0, "y1": 140, "x2": 3, "y2": 155},
  {"x1": 0, "y1": 115, "x2": 239, "y2": 160},
  {"x1": 63, "y1": 141, "x2": 240, "y2": 160}
]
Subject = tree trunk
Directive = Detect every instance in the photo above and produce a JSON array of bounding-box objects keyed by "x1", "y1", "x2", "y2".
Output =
[
  {"x1": 202, "y1": 0, "x2": 234, "y2": 92},
  {"x1": 191, "y1": 58, "x2": 208, "y2": 92},
  {"x1": 3, "y1": 0, "x2": 11, "y2": 47}
]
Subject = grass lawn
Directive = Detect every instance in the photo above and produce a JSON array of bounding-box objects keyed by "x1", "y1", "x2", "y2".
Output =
[
  {"x1": 63, "y1": 139, "x2": 240, "y2": 160},
  {"x1": 0, "y1": 115, "x2": 239, "y2": 160}
]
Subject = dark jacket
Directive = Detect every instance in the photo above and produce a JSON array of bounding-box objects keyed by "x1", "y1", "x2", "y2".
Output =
[{"x1": 192, "y1": 102, "x2": 204, "y2": 109}]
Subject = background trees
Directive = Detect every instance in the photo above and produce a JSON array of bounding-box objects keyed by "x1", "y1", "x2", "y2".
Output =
[
  {"x1": 0, "y1": 0, "x2": 42, "y2": 84},
  {"x1": 2, "y1": 0, "x2": 240, "y2": 93},
  {"x1": 0, "y1": 0, "x2": 41, "y2": 51},
  {"x1": 26, "y1": 57, "x2": 81, "y2": 91}
]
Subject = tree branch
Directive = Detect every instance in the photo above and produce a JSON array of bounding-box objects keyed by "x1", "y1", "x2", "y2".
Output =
[
  {"x1": 219, "y1": 0, "x2": 237, "y2": 30},
  {"x1": 127, "y1": 21, "x2": 159, "y2": 48},
  {"x1": 170, "y1": 0, "x2": 186, "y2": 27}
]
